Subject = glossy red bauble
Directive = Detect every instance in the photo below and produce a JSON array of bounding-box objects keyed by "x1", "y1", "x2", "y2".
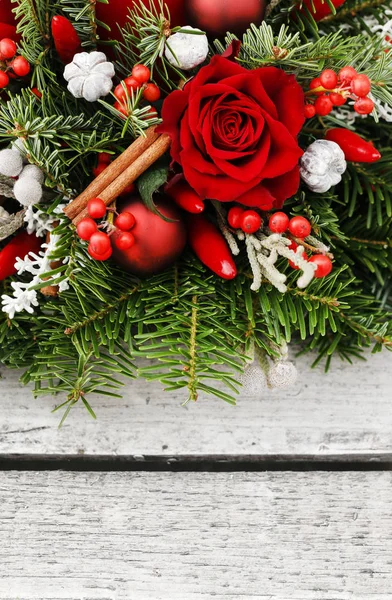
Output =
[
  {"x1": 186, "y1": 0, "x2": 266, "y2": 37},
  {"x1": 111, "y1": 196, "x2": 187, "y2": 277}
]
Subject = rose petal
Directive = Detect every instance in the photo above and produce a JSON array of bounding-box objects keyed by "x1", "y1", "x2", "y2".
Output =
[
  {"x1": 258, "y1": 112, "x2": 303, "y2": 179},
  {"x1": 263, "y1": 166, "x2": 301, "y2": 207},
  {"x1": 234, "y1": 184, "x2": 276, "y2": 209}
]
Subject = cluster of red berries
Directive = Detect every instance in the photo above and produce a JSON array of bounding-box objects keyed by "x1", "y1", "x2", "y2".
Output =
[
  {"x1": 305, "y1": 67, "x2": 374, "y2": 119},
  {"x1": 114, "y1": 63, "x2": 160, "y2": 120},
  {"x1": 228, "y1": 206, "x2": 262, "y2": 234},
  {"x1": 92, "y1": 153, "x2": 136, "y2": 199},
  {"x1": 269, "y1": 212, "x2": 333, "y2": 278},
  {"x1": 0, "y1": 38, "x2": 30, "y2": 89},
  {"x1": 76, "y1": 197, "x2": 137, "y2": 261}
]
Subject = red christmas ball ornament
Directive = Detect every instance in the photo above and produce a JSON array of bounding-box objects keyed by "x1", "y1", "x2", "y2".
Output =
[
  {"x1": 0, "y1": 0, "x2": 19, "y2": 42},
  {"x1": 111, "y1": 196, "x2": 187, "y2": 277},
  {"x1": 299, "y1": 0, "x2": 346, "y2": 21},
  {"x1": 186, "y1": 0, "x2": 266, "y2": 37}
]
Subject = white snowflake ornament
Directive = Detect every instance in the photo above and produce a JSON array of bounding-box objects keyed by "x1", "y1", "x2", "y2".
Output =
[
  {"x1": 300, "y1": 140, "x2": 347, "y2": 193},
  {"x1": 64, "y1": 51, "x2": 115, "y2": 102},
  {"x1": 165, "y1": 27, "x2": 209, "y2": 70}
]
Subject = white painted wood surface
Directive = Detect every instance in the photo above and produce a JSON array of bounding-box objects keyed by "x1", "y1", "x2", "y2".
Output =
[
  {"x1": 1, "y1": 471, "x2": 391, "y2": 599},
  {"x1": 0, "y1": 350, "x2": 391, "y2": 456}
]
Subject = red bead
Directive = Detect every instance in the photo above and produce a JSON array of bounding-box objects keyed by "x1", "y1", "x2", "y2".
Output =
[
  {"x1": 76, "y1": 217, "x2": 98, "y2": 241},
  {"x1": 288, "y1": 216, "x2": 312, "y2": 238},
  {"x1": 88, "y1": 244, "x2": 112, "y2": 261},
  {"x1": 354, "y1": 97, "x2": 374, "y2": 115},
  {"x1": 87, "y1": 197, "x2": 107, "y2": 219},
  {"x1": 240, "y1": 210, "x2": 262, "y2": 234},
  {"x1": 320, "y1": 69, "x2": 338, "y2": 90},
  {"x1": 314, "y1": 94, "x2": 333, "y2": 116},
  {"x1": 114, "y1": 231, "x2": 135, "y2": 250},
  {"x1": 124, "y1": 76, "x2": 141, "y2": 92},
  {"x1": 289, "y1": 252, "x2": 307, "y2": 270},
  {"x1": 338, "y1": 66, "x2": 357, "y2": 84},
  {"x1": 143, "y1": 82, "x2": 161, "y2": 102},
  {"x1": 0, "y1": 37, "x2": 16, "y2": 59},
  {"x1": 227, "y1": 206, "x2": 244, "y2": 229},
  {"x1": 0, "y1": 70, "x2": 9, "y2": 88},
  {"x1": 269, "y1": 212, "x2": 289, "y2": 234},
  {"x1": 98, "y1": 152, "x2": 112, "y2": 164},
  {"x1": 11, "y1": 56, "x2": 30, "y2": 76},
  {"x1": 309, "y1": 254, "x2": 333, "y2": 278},
  {"x1": 329, "y1": 92, "x2": 346, "y2": 106},
  {"x1": 115, "y1": 211, "x2": 136, "y2": 231},
  {"x1": 132, "y1": 64, "x2": 151, "y2": 84},
  {"x1": 93, "y1": 163, "x2": 108, "y2": 177},
  {"x1": 351, "y1": 74, "x2": 371, "y2": 98},
  {"x1": 89, "y1": 231, "x2": 111, "y2": 255},
  {"x1": 304, "y1": 104, "x2": 316, "y2": 118},
  {"x1": 114, "y1": 83, "x2": 128, "y2": 102},
  {"x1": 309, "y1": 77, "x2": 323, "y2": 95}
]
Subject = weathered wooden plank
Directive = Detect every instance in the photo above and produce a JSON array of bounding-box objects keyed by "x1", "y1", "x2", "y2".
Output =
[
  {"x1": 0, "y1": 350, "x2": 391, "y2": 457},
  {"x1": 1, "y1": 471, "x2": 391, "y2": 599}
]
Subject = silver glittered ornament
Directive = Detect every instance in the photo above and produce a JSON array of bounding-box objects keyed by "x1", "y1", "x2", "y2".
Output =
[
  {"x1": 267, "y1": 361, "x2": 298, "y2": 389},
  {"x1": 239, "y1": 364, "x2": 268, "y2": 395},
  {"x1": 300, "y1": 139, "x2": 347, "y2": 193}
]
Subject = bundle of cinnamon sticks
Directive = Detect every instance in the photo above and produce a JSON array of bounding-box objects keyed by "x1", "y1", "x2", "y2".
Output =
[{"x1": 64, "y1": 127, "x2": 171, "y2": 226}]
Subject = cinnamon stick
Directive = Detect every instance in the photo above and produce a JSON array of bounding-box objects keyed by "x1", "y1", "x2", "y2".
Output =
[
  {"x1": 64, "y1": 126, "x2": 160, "y2": 221},
  {"x1": 72, "y1": 133, "x2": 171, "y2": 226}
]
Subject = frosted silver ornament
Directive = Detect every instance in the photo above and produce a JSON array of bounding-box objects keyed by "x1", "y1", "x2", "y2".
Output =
[
  {"x1": 13, "y1": 177, "x2": 43, "y2": 207},
  {"x1": 239, "y1": 364, "x2": 268, "y2": 395},
  {"x1": 64, "y1": 51, "x2": 115, "y2": 102},
  {"x1": 300, "y1": 139, "x2": 346, "y2": 193},
  {"x1": 0, "y1": 149, "x2": 24, "y2": 177},
  {"x1": 165, "y1": 27, "x2": 209, "y2": 71},
  {"x1": 268, "y1": 361, "x2": 298, "y2": 389}
]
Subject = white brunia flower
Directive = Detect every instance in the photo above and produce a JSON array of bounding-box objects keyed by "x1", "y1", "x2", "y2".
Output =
[{"x1": 64, "y1": 51, "x2": 115, "y2": 102}]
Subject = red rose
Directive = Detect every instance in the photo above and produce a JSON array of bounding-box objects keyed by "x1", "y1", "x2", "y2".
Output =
[{"x1": 157, "y1": 56, "x2": 305, "y2": 209}]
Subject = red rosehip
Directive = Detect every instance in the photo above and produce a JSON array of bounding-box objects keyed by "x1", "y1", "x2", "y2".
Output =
[
  {"x1": 132, "y1": 64, "x2": 151, "y2": 84},
  {"x1": 143, "y1": 82, "x2": 161, "y2": 102},
  {"x1": 87, "y1": 197, "x2": 107, "y2": 219},
  {"x1": 351, "y1": 74, "x2": 371, "y2": 98},
  {"x1": 98, "y1": 152, "x2": 112, "y2": 164},
  {"x1": 0, "y1": 70, "x2": 9, "y2": 88},
  {"x1": 11, "y1": 56, "x2": 30, "y2": 77},
  {"x1": 304, "y1": 104, "x2": 316, "y2": 118},
  {"x1": 240, "y1": 210, "x2": 262, "y2": 234},
  {"x1": 269, "y1": 212, "x2": 290, "y2": 234},
  {"x1": 288, "y1": 216, "x2": 312, "y2": 238},
  {"x1": 310, "y1": 77, "x2": 323, "y2": 95},
  {"x1": 114, "y1": 231, "x2": 135, "y2": 250},
  {"x1": 0, "y1": 38, "x2": 17, "y2": 59},
  {"x1": 114, "y1": 83, "x2": 128, "y2": 102},
  {"x1": 338, "y1": 66, "x2": 357, "y2": 84},
  {"x1": 93, "y1": 163, "x2": 108, "y2": 178},
  {"x1": 354, "y1": 97, "x2": 375, "y2": 115},
  {"x1": 124, "y1": 76, "x2": 141, "y2": 92},
  {"x1": 309, "y1": 254, "x2": 333, "y2": 278},
  {"x1": 227, "y1": 206, "x2": 244, "y2": 229},
  {"x1": 289, "y1": 252, "x2": 307, "y2": 270},
  {"x1": 89, "y1": 231, "x2": 111, "y2": 255},
  {"x1": 88, "y1": 244, "x2": 113, "y2": 261},
  {"x1": 76, "y1": 217, "x2": 98, "y2": 241},
  {"x1": 115, "y1": 211, "x2": 136, "y2": 231},
  {"x1": 314, "y1": 95, "x2": 333, "y2": 116},
  {"x1": 329, "y1": 92, "x2": 346, "y2": 106},
  {"x1": 320, "y1": 69, "x2": 338, "y2": 90}
]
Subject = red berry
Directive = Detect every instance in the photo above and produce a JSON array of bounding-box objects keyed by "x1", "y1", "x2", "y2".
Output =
[
  {"x1": 329, "y1": 92, "x2": 346, "y2": 106},
  {"x1": 354, "y1": 97, "x2": 375, "y2": 115},
  {"x1": 93, "y1": 163, "x2": 108, "y2": 178},
  {"x1": 304, "y1": 104, "x2": 316, "y2": 118},
  {"x1": 351, "y1": 74, "x2": 371, "y2": 97},
  {"x1": 113, "y1": 100, "x2": 129, "y2": 118},
  {"x1": 240, "y1": 210, "x2": 262, "y2": 234},
  {"x1": 114, "y1": 231, "x2": 135, "y2": 250},
  {"x1": 132, "y1": 64, "x2": 151, "y2": 84},
  {"x1": 288, "y1": 240, "x2": 298, "y2": 251},
  {"x1": 309, "y1": 254, "x2": 333, "y2": 278},
  {"x1": 11, "y1": 56, "x2": 30, "y2": 77},
  {"x1": 76, "y1": 217, "x2": 98, "y2": 241},
  {"x1": 227, "y1": 206, "x2": 244, "y2": 229},
  {"x1": 288, "y1": 216, "x2": 312, "y2": 238},
  {"x1": 143, "y1": 82, "x2": 161, "y2": 102},
  {"x1": 124, "y1": 76, "x2": 141, "y2": 92},
  {"x1": 338, "y1": 66, "x2": 357, "y2": 84},
  {"x1": 289, "y1": 252, "x2": 307, "y2": 270},
  {"x1": 0, "y1": 70, "x2": 9, "y2": 88},
  {"x1": 314, "y1": 95, "x2": 333, "y2": 116},
  {"x1": 114, "y1": 83, "x2": 128, "y2": 102},
  {"x1": 269, "y1": 212, "x2": 289, "y2": 234},
  {"x1": 0, "y1": 38, "x2": 17, "y2": 59},
  {"x1": 87, "y1": 197, "x2": 107, "y2": 219},
  {"x1": 88, "y1": 244, "x2": 113, "y2": 261},
  {"x1": 89, "y1": 231, "x2": 111, "y2": 255},
  {"x1": 98, "y1": 152, "x2": 112, "y2": 164},
  {"x1": 31, "y1": 87, "x2": 42, "y2": 99},
  {"x1": 144, "y1": 106, "x2": 158, "y2": 120},
  {"x1": 310, "y1": 77, "x2": 323, "y2": 95},
  {"x1": 320, "y1": 69, "x2": 338, "y2": 90},
  {"x1": 115, "y1": 211, "x2": 136, "y2": 231}
]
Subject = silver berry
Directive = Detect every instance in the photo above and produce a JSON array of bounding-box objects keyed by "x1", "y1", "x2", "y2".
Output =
[
  {"x1": 0, "y1": 149, "x2": 24, "y2": 177},
  {"x1": 19, "y1": 164, "x2": 45, "y2": 184},
  {"x1": 300, "y1": 140, "x2": 347, "y2": 193},
  {"x1": 165, "y1": 27, "x2": 209, "y2": 71},
  {"x1": 13, "y1": 177, "x2": 43, "y2": 207}
]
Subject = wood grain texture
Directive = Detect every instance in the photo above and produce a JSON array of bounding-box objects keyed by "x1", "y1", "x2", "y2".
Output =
[
  {"x1": 1, "y1": 471, "x2": 391, "y2": 599},
  {"x1": 0, "y1": 351, "x2": 391, "y2": 457}
]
